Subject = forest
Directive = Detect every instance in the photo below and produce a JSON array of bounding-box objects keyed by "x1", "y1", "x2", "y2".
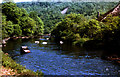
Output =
[
  {"x1": 2, "y1": 2, "x2": 44, "y2": 39},
  {"x1": 2, "y1": 2, "x2": 120, "y2": 48},
  {"x1": 52, "y1": 13, "x2": 120, "y2": 48},
  {"x1": 16, "y1": 2, "x2": 117, "y2": 33},
  {"x1": 1, "y1": 1, "x2": 120, "y2": 76}
]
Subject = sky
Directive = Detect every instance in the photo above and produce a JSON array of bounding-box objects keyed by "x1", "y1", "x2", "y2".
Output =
[{"x1": 0, "y1": 0, "x2": 119, "y2": 3}]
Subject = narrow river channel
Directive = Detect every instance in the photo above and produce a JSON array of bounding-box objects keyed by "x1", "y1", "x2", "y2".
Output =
[{"x1": 2, "y1": 38, "x2": 120, "y2": 75}]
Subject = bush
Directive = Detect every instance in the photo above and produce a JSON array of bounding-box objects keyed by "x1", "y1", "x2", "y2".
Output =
[{"x1": 73, "y1": 38, "x2": 89, "y2": 46}]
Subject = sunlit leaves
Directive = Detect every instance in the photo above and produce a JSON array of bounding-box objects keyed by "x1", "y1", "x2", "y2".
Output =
[
  {"x1": 20, "y1": 17, "x2": 36, "y2": 36},
  {"x1": 51, "y1": 13, "x2": 87, "y2": 41},
  {"x1": 29, "y1": 11, "x2": 44, "y2": 35},
  {"x1": 2, "y1": 2, "x2": 45, "y2": 38},
  {"x1": 86, "y1": 19, "x2": 101, "y2": 38},
  {"x1": 13, "y1": 24, "x2": 22, "y2": 36},
  {"x1": 52, "y1": 12, "x2": 120, "y2": 46}
]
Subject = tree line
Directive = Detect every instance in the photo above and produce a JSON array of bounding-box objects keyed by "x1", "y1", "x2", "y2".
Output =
[
  {"x1": 16, "y1": 2, "x2": 117, "y2": 33},
  {"x1": 51, "y1": 13, "x2": 120, "y2": 47},
  {"x1": 2, "y1": 2, "x2": 44, "y2": 39},
  {"x1": 2, "y1": 2, "x2": 120, "y2": 47}
]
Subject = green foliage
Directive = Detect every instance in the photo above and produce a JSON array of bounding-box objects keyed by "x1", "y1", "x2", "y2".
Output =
[
  {"x1": 73, "y1": 38, "x2": 89, "y2": 46},
  {"x1": 2, "y1": 18, "x2": 14, "y2": 38},
  {"x1": 52, "y1": 13, "x2": 87, "y2": 42},
  {"x1": 13, "y1": 24, "x2": 22, "y2": 36},
  {"x1": 2, "y1": 52, "x2": 43, "y2": 76},
  {"x1": 19, "y1": 16, "x2": 36, "y2": 36},
  {"x1": 2, "y1": 15, "x2": 8, "y2": 38},
  {"x1": 2, "y1": 2, "x2": 21, "y2": 23},
  {"x1": 101, "y1": 15, "x2": 120, "y2": 41},
  {"x1": 2, "y1": 2, "x2": 45, "y2": 38},
  {"x1": 85, "y1": 19, "x2": 102, "y2": 39},
  {"x1": 17, "y1": 2, "x2": 117, "y2": 33},
  {"x1": 52, "y1": 12, "x2": 120, "y2": 46},
  {"x1": 5, "y1": 21, "x2": 14, "y2": 35},
  {"x1": 104, "y1": 15, "x2": 119, "y2": 30},
  {"x1": 2, "y1": 52, "x2": 26, "y2": 74},
  {"x1": 29, "y1": 11, "x2": 44, "y2": 35},
  {"x1": 2, "y1": 14, "x2": 22, "y2": 38}
]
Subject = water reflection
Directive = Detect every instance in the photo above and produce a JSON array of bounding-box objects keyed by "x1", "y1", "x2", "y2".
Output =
[{"x1": 2, "y1": 38, "x2": 120, "y2": 75}]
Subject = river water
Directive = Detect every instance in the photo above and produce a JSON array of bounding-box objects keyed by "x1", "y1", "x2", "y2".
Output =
[{"x1": 2, "y1": 38, "x2": 120, "y2": 75}]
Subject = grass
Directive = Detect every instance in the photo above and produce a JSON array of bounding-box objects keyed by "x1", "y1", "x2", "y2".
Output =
[{"x1": 1, "y1": 51, "x2": 43, "y2": 76}]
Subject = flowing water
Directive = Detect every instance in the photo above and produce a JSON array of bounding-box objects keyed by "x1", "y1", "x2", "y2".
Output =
[{"x1": 2, "y1": 38, "x2": 120, "y2": 75}]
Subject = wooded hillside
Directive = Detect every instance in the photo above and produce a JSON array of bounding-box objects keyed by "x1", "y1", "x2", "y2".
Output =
[{"x1": 17, "y1": 2, "x2": 117, "y2": 33}]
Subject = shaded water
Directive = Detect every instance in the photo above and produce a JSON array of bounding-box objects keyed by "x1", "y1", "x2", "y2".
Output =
[{"x1": 2, "y1": 38, "x2": 120, "y2": 75}]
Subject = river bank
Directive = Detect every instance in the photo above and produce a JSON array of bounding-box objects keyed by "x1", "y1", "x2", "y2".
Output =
[
  {"x1": 1, "y1": 35, "x2": 120, "y2": 75},
  {"x1": 1, "y1": 51, "x2": 43, "y2": 76},
  {"x1": 82, "y1": 39, "x2": 120, "y2": 65},
  {"x1": 1, "y1": 34, "x2": 51, "y2": 46},
  {"x1": 0, "y1": 66, "x2": 18, "y2": 76},
  {"x1": 1, "y1": 36, "x2": 42, "y2": 47},
  {"x1": 3, "y1": 37, "x2": 120, "y2": 75},
  {"x1": 1, "y1": 36, "x2": 44, "y2": 76},
  {"x1": 58, "y1": 38, "x2": 120, "y2": 65}
]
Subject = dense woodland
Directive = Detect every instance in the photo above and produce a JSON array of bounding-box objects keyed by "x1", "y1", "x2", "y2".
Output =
[
  {"x1": 16, "y1": 2, "x2": 117, "y2": 33},
  {"x1": 1, "y1": 1, "x2": 120, "y2": 75},
  {"x1": 52, "y1": 13, "x2": 120, "y2": 47},
  {"x1": 2, "y1": 2, "x2": 120, "y2": 51},
  {"x1": 2, "y1": 2, "x2": 44, "y2": 38}
]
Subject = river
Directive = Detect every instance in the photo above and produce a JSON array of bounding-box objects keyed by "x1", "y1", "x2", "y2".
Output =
[{"x1": 2, "y1": 38, "x2": 120, "y2": 75}]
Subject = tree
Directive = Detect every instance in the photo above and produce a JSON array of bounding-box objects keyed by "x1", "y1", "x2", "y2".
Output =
[
  {"x1": 19, "y1": 17, "x2": 36, "y2": 36},
  {"x1": 16, "y1": 2, "x2": 117, "y2": 33},
  {"x1": 2, "y1": 2, "x2": 42, "y2": 37},
  {"x1": 6, "y1": 21, "x2": 14, "y2": 35},
  {"x1": 13, "y1": 24, "x2": 22, "y2": 36},
  {"x1": 2, "y1": 2, "x2": 23, "y2": 24},
  {"x1": 85, "y1": 19, "x2": 102, "y2": 39},
  {"x1": 2, "y1": 15, "x2": 8, "y2": 38},
  {"x1": 101, "y1": 15, "x2": 120, "y2": 41},
  {"x1": 51, "y1": 13, "x2": 87, "y2": 41},
  {"x1": 29, "y1": 11, "x2": 44, "y2": 35}
]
